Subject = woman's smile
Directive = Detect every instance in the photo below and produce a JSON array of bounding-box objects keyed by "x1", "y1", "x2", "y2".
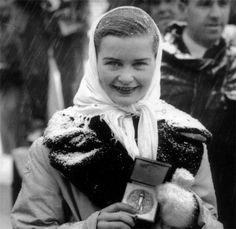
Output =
[{"x1": 111, "y1": 85, "x2": 140, "y2": 95}]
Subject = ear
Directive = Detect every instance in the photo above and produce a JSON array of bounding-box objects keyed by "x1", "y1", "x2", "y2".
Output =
[{"x1": 178, "y1": 0, "x2": 188, "y2": 21}]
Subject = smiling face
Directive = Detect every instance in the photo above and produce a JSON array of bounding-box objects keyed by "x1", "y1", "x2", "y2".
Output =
[
  {"x1": 184, "y1": 0, "x2": 230, "y2": 47},
  {"x1": 97, "y1": 35, "x2": 156, "y2": 106}
]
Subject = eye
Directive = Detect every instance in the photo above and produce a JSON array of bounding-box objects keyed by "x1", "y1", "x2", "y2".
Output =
[
  {"x1": 197, "y1": 0, "x2": 212, "y2": 7},
  {"x1": 218, "y1": 0, "x2": 229, "y2": 7},
  {"x1": 133, "y1": 62, "x2": 148, "y2": 69},
  {"x1": 105, "y1": 61, "x2": 122, "y2": 69}
]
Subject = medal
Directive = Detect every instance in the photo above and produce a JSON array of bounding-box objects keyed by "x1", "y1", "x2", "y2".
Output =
[{"x1": 122, "y1": 157, "x2": 171, "y2": 223}]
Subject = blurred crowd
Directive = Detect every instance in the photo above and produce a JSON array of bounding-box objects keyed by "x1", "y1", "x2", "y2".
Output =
[{"x1": 0, "y1": 0, "x2": 236, "y2": 228}]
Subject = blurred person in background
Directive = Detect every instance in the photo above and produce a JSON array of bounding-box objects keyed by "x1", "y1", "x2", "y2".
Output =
[
  {"x1": 107, "y1": 0, "x2": 184, "y2": 35},
  {"x1": 160, "y1": 0, "x2": 236, "y2": 228},
  {"x1": 0, "y1": 0, "x2": 24, "y2": 155},
  {"x1": 107, "y1": 0, "x2": 150, "y2": 12},
  {"x1": 14, "y1": 0, "x2": 89, "y2": 142},
  {"x1": 0, "y1": 0, "x2": 89, "y2": 203},
  {"x1": 149, "y1": 0, "x2": 185, "y2": 34}
]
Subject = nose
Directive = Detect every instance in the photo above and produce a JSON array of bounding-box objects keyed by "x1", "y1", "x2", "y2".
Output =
[
  {"x1": 118, "y1": 67, "x2": 134, "y2": 84},
  {"x1": 209, "y1": 3, "x2": 221, "y2": 19}
]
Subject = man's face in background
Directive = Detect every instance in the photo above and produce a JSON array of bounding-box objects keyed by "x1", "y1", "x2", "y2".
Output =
[
  {"x1": 184, "y1": 0, "x2": 230, "y2": 47},
  {"x1": 150, "y1": 0, "x2": 184, "y2": 34}
]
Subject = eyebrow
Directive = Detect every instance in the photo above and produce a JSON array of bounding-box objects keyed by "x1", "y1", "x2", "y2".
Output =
[
  {"x1": 102, "y1": 57, "x2": 152, "y2": 61},
  {"x1": 102, "y1": 57, "x2": 120, "y2": 61}
]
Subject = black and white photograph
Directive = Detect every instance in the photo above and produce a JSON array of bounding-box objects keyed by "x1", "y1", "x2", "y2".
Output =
[{"x1": 0, "y1": 0, "x2": 235, "y2": 228}]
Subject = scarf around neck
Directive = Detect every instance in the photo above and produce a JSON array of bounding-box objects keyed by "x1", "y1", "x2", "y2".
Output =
[{"x1": 73, "y1": 6, "x2": 164, "y2": 160}]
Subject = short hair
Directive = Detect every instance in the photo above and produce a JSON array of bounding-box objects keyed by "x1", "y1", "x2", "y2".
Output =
[{"x1": 94, "y1": 7, "x2": 159, "y2": 56}]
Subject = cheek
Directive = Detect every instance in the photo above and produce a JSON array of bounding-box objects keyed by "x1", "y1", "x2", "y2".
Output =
[
  {"x1": 98, "y1": 68, "x2": 114, "y2": 87},
  {"x1": 140, "y1": 69, "x2": 155, "y2": 88},
  {"x1": 147, "y1": 74, "x2": 154, "y2": 88},
  {"x1": 187, "y1": 10, "x2": 200, "y2": 22},
  {"x1": 97, "y1": 66, "x2": 106, "y2": 86},
  {"x1": 223, "y1": 9, "x2": 230, "y2": 22}
]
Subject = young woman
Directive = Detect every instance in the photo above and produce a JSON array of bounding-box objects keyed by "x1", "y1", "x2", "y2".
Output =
[{"x1": 12, "y1": 6, "x2": 222, "y2": 229}]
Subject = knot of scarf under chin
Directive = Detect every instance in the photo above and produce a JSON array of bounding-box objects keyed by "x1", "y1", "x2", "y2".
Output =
[{"x1": 103, "y1": 101, "x2": 158, "y2": 160}]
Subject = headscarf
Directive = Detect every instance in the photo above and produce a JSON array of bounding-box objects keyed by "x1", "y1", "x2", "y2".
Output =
[{"x1": 73, "y1": 6, "x2": 163, "y2": 160}]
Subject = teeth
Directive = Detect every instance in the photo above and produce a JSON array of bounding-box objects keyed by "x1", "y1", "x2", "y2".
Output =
[
  {"x1": 118, "y1": 87, "x2": 132, "y2": 91},
  {"x1": 113, "y1": 85, "x2": 137, "y2": 93},
  {"x1": 114, "y1": 86, "x2": 135, "y2": 90}
]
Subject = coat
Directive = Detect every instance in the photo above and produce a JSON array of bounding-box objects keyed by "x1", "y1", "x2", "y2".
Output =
[{"x1": 11, "y1": 104, "x2": 223, "y2": 229}]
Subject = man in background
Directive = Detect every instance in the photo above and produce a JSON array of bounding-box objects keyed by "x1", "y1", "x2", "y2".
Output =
[
  {"x1": 149, "y1": 0, "x2": 184, "y2": 34},
  {"x1": 160, "y1": 0, "x2": 236, "y2": 228}
]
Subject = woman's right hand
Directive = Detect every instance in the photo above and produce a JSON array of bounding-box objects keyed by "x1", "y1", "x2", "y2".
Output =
[{"x1": 97, "y1": 202, "x2": 138, "y2": 229}]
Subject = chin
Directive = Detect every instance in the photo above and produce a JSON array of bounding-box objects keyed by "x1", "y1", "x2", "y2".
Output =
[
  {"x1": 118, "y1": 102, "x2": 133, "y2": 107},
  {"x1": 207, "y1": 29, "x2": 222, "y2": 40},
  {"x1": 114, "y1": 99, "x2": 135, "y2": 107},
  {"x1": 205, "y1": 36, "x2": 221, "y2": 46}
]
